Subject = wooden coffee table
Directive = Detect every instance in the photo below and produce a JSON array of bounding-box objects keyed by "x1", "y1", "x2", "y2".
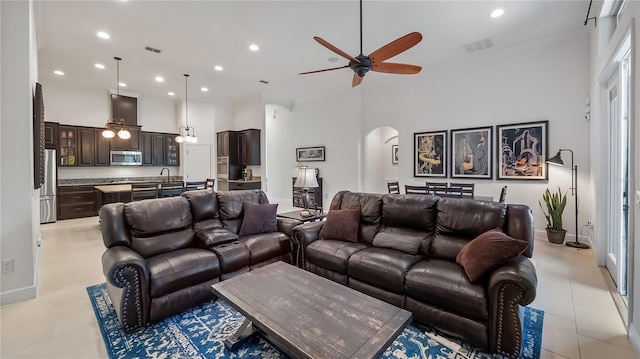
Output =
[{"x1": 211, "y1": 261, "x2": 412, "y2": 359}]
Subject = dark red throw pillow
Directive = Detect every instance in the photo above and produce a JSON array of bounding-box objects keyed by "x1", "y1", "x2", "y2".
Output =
[
  {"x1": 318, "y1": 208, "x2": 360, "y2": 243},
  {"x1": 238, "y1": 202, "x2": 278, "y2": 236},
  {"x1": 456, "y1": 228, "x2": 528, "y2": 282}
]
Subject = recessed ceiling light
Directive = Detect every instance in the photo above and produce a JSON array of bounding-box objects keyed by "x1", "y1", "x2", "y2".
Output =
[
  {"x1": 94, "y1": 63, "x2": 105, "y2": 69},
  {"x1": 214, "y1": 65, "x2": 223, "y2": 71},
  {"x1": 155, "y1": 76, "x2": 164, "y2": 82},
  {"x1": 54, "y1": 70, "x2": 64, "y2": 76},
  {"x1": 97, "y1": 31, "x2": 110, "y2": 39},
  {"x1": 119, "y1": 82, "x2": 127, "y2": 87},
  {"x1": 249, "y1": 44, "x2": 259, "y2": 52},
  {"x1": 201, "y1": 87, "x2": 209, "y2": 92},
  {"x1": 168, "y1": 92, "x2": 175, "y2": 96},
  {"x1": 490, "y1": 9, "x2": 504, "y2": 18}
]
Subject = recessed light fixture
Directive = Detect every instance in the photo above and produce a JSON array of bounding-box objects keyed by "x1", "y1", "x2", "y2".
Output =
[
  {"x1": 97, "y1": 31, "x2": 110, "y2": 39},
  {"x1": 214, "y1": 65, "x2": 223, "y2": 71},
  {"x1": 94, "y1": 63, "x2": 105, "y2": 69},
  {"x1": 119, "y1": 82, "x2": 127, "y2": 87},
  {"x1": 490, "y1": 9, "x2": 504, "y2": 18},
  {"x1": 155, "y1": 76, "x2": 164, "y2": 82},
  {"x1": 201, "y1": 87, "x2": 209, "y2": 92},
  {"x1": 249, "y1": 44, "x2": 259, "y2": 52},
  {"x1": 54, "y1": 70, "x2": 64, "y2": 76},
  {"x1": 168, "y1": 92, "x2": 175, "y2": 96}
]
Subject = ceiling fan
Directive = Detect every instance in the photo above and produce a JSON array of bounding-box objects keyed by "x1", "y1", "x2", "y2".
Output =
[{"x1": 300, "y1": 0, "x2": 423, "y2": 87}]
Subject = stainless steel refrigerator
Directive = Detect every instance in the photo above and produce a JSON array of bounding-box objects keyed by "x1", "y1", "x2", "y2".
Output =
[{"x1": 40, "y1": 149, "x2": 57, "y2": 223}]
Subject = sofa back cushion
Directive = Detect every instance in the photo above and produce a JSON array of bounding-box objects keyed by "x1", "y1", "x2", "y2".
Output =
[
  {"x1": 329, "y1": 191, "x2": 382, "y2": 244},
  {"x1": 182, "y1": 189, "x2": 223, "y2": 233},
  {"x1": 124, "y1": 197, "x2": 194, "y2": 258},
  {"x1": 216, "y1": 190, "x2": 269, "y2": 234}
]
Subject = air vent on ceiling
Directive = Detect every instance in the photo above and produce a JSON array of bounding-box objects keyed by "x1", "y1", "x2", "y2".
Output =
[
  {"x1": 463, "y1": 38, "x2": 494, "y2": 54},
  {"x1": 259, "y1": 80, "x2": 269, "y2": 84},
  {"x1": 144, "y1": 46, "x2": 162, "y2": 54}
]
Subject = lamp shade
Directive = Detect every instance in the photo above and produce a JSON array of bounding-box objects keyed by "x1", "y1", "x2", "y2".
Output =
[
  {"x1": 102, "y1": 129, "x2": 116, "y2": 138},
  {"x1": 546, "y1": 151, "x2": 564, "y2": 166},
  {"x1": 294, "y1": 167, "x2": 319, "y2": 188},
  {"x1": 117, "y1": 128, "x2": 131, "y2": 140}
]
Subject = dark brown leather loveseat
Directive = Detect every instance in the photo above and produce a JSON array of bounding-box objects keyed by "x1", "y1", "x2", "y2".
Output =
[
  {"x1": 292, "y1": 191, "x2": 537, "y2": 358},
  {"x1": 99, "y1": 189, "x2": 300, "y2": 332}
]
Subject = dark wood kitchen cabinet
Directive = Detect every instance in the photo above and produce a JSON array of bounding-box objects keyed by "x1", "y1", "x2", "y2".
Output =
[
  {"x1": 152, "y1": 133, "x2": 166, "y2": 165},
  {"x1": 141, "y1": 132, "x2": 154, "y2": 165},
  {"x1": 58, "y1": 185, "x2": 97, "y2": 220},
  {"x1": 216, "y1": 130, "x2": 239, "y2": 161},
  {"x1": 238, "y1": 129, "x2": 260, "y2": 165},
  {"x1": 44, "y1": 122, "x2": 58, "y2": 150},
  {"x1": 58, "y1": 126, "x2": 77, "y2": 166},
  {"x1": 165, "y1": 135, "x2": 179, "y2": 166},
  {"x1": 110, "y1": 126, "x2": 141, "y2": 151},
  {"x1": 94, "y1": 128, "x2": 111, "y2": 166},
  {"x1": 77, "y1": 127, "x2": 94, "y2": 166},
  {"x1": 141, "y1": 131, "x2": 180, "y2": 166}
]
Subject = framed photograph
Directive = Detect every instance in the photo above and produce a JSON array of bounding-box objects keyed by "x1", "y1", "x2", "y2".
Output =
[
  {"x1": 497, "y1": 120, "x2": 548, "y2": 180},
  {"x1": 450, "y1": 126, "x2": 493, "y2": 179},
  {"x1": 391, "y1": 145, "x2": 399, "y2": 164},
  {"x1": 414, "y1": 131, "x2": 447, "y2": 177},
  {"x1": 296, "y1": 146, "x2": 325, "y2": 162}
]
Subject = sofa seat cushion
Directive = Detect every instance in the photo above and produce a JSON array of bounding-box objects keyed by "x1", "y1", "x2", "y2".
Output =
[
  {"x1": 348, "y1": 247, "x2": 423, "y2": 293},
  {"x1": 306, "y1": 239, "x2": 368, "y2": 274},
  {"x1": 239, "y1": 232, "x2": 291, "y2": 265},
  {"x1": 405, "y1": 259, "x2": 487, "y2": 321},
  {"x1": 147, "y1": 248, "x2": 221, "y2": 298},
  {"x1": 196, "y1": 228, "x2": 239, "y2": 247}
]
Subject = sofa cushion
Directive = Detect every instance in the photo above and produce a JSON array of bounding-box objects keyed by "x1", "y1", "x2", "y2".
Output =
[
  {"x1": 182, "y1": 189, "x2": 218, "y2": 222},
  {"x1": 348, "y1": 247, "x2": 423, "y2": 293},
  {"x1": 239, "y1": 202, "x2": 278, "y2": 236},
  {"x1": 381, "y1": 194, "x2": 437, "y2": 232},
  {"x1": 436, "y1": 198, "x2": 506, "y2": 236},
  {"x1": 306, "y1": 239, "x2": 368, "y2": 274},
  {"x1": 239, "y1": 232, "x2": 291, "y2": 265},
  {"x1": 333, "y1": 192, "x2": 383, "y2": 245},
  {"x1": 319, "y1": 208, "x2": 360, "y2": 242},
  {"x1": 195, "y1": 228, "x2": 239, "y2": 247},
  {"x1": 405, "y1": 259, "x2": 488, "y2": 321},
  {"x1": 372, "y1": 231, "x2": 422, "y2": 255},
  {"x1": 147, "y1": 248, "x2": 220, "y2": 298},
  {"x1": 217, "y1": 190, "x2": 269, "y2": 220},
  {"x1": 456, "y1": 228, "x2": 528, "y2": 281}
]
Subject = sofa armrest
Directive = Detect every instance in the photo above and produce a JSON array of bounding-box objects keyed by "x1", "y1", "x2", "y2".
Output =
[
  {"x1": 487, "y1": 255, "x2": 537, "y2": 358},
  {"x1": 291, "y1": 221, "x2": 325, "y2": 267},
  {"x1": 101, "y1": 246, "x2": 150, "y2": 332},
  {"x1": 277, "y1": 217, "x2": 304, "y2": 238}
]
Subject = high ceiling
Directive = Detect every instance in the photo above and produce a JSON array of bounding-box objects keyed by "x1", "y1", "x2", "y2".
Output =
[{"x1": 36, "y1": 0, "x2": 589, "y2": 102}]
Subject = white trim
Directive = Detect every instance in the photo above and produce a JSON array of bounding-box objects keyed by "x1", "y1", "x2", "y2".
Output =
[
  {"x1": 629, "y1": 322, "x2": 640, "y2": 355},
  {"x1": 0, "y1": 285, "x2": 37, "y2": 306}
]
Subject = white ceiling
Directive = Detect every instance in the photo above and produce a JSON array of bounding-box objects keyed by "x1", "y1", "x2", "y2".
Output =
[{"x1": 36, "y1": 0, "x2": 589, "y2": 102}]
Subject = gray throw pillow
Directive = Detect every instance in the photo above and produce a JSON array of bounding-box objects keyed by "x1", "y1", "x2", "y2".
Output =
[
  {"x1": 372, "y1": 232, "x2": 422, "y2": 255},
  {"x1": 238, "y1": 202, "x2": 278, "y2": 236}
]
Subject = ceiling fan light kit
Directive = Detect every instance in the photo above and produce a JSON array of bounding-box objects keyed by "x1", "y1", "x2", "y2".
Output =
[{"x1": 300, "y1": 0, "x2": 422, "y2": 87}]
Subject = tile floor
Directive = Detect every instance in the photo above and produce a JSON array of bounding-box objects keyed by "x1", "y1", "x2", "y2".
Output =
[{"x1": 0, "y1": 216, "x2": 638, "y2": 358}]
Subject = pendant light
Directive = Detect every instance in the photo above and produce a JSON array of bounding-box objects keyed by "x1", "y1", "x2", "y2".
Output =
[
  {"x1": 102, "y1": 57, "x2": 131, "y2": 139},
  {"x1": 176, "y1": 74, "x2": 198, "y2": 144}
]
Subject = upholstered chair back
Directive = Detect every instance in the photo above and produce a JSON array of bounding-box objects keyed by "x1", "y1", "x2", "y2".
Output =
[
  {"x1": 182, "y1": 189, "x2": 223, "y2": 233},
  {"x1": 216, "y1": 190, "x2": 269, "y2": 234}
]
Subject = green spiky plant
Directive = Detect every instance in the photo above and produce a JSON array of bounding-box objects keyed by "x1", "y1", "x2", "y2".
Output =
[{"x1": 539, "y1": 187, "x2": 567, "y2": 230}]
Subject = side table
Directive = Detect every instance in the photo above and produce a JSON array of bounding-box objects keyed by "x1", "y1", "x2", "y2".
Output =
[{"x1": 277, "y1": 210, "x2": 327, "y2": 223}]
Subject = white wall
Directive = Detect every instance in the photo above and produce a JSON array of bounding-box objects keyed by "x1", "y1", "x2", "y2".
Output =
[
  {"x1": 265, "y1": 104, "x2": 296, "y2": 207},
  {"x1": 1, "y1": 0, "x2": 39, "y2": 304}
]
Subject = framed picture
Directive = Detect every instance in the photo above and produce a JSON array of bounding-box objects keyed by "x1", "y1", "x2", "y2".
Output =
[
  {"x1": 497, "y1": 120, "x2": 548, "y2": 180},
  {"x1": 450, "y1": 126, "x2": 493, "y2": 179},
  {"x1": 296, "y1": 146, "x2": 325, "y2": 162},
  {"x1": 414, "y1": 131, "x2": 447, "y2": 177},
  {"x1": 391, "y1": 145, "x2": 399, "y2": 164}
]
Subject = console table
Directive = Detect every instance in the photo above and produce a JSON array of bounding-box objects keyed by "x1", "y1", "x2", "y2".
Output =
[{"x1": 292, "y1": 177, "x2": 323, "y2": 209}]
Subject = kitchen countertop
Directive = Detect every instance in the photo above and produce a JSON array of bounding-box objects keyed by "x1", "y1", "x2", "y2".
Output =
[
  {"x1": 228, "y1": 179, "x2": 261, "y2": 183},
  {"x1": 94, "y1": 184, "x2": 132, "y2": 193}
]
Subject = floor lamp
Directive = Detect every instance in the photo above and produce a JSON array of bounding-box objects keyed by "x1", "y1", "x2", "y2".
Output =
[{"x1": 547, "y1": 149, "x2": 590, "y2": 249}]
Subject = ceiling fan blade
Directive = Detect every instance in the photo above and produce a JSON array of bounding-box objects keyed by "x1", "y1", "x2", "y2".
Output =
[
  {"x1": 372, "y1": 62, "x2": 422, "y2": 74},
  {"x1": 314, "y1": 37, "x2": 358, "y2": 62},
  {"x1": 299, "y1": 65, "x2": 350, "y2": 75},
  {"x1": 352, "y1": 74, "x2": 364, "y2": 87},
  {"x1": 369, "y1": 32, "x2": 423, "y2": 63}
]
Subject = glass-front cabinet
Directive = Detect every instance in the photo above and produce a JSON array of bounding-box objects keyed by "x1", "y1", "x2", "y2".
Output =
[{"x1": 59, "y1": 126, "x2": 77, "y2": 166}]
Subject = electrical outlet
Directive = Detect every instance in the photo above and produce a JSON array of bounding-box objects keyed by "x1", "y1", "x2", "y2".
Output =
[
  {"x1": 1, "y1": 259, "x2": 14, "y2": 274},
  {"x1": 586, "y1": 220, "x2": 594, "y2": 229}
]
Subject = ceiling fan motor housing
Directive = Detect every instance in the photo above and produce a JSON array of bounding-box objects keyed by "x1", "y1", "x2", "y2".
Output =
[{"x1": 350, "y1": 55, "x2": 371, "y2": 77}]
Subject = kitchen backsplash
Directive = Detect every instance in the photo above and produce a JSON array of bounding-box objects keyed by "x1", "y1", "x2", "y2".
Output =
[
  {"x1": 57, "y1": 166, "x2": 180, "y2": 180},
  {"x1": 59, "y1": 176, "x2": 184, "y2": 186}
]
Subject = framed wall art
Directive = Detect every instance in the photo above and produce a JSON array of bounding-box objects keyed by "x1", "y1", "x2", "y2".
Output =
[
  {"x1": 450, "y1": 126, "x2": 493, "y2": 179},
  {"x1": 496, "y1": 120, "x2": 548, "y2": 180},
  {"x1": 414, "y1": 131, "x2": 447, "y2": 177},
  {"x1": 392, "y1": 145, "x2": 399, "y2": 164},
  {"x1": 296, "y1": 146, "x2": 325, "y2": 162}
]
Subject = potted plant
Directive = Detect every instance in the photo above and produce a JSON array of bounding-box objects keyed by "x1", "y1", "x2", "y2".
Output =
[{"x1": 539, "y1": 187, "x2": 567, "y2": 244}]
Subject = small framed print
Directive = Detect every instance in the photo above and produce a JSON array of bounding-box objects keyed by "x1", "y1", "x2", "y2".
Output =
[
  {"x1": 414, "y1": 131, "x2": 447, "y2": 177},
  {"x1": 392, "y1": 145, "x2": 399, "y2": 164},
  {"x1": 296, "y1": 146, "x2": 325, "y2": 162},
  {"x1": 496, "y1": 120, "x2": 548, "y2": 180},
  {"x1": 450, "y1": 126, "x2": 493, "y2": 179}
]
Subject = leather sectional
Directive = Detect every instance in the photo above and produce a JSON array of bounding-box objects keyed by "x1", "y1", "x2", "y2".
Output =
[
  {"x1": 292, "y1": 191, "x2": 538, "y2": 359},
  {"x1": 99, "y1": 189, "x2": 300, "y2": 332}
]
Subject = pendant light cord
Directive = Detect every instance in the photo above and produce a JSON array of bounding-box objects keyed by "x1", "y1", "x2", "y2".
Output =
[
  {"x1": 359, "y1": 0, "x2": 363, "y2": 55},
  {"x1": 184, "y1": 74, "x2": 189, "y2": 131}
]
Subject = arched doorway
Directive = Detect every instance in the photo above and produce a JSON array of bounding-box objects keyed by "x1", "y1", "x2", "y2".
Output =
[{"x1": 364, "y1": 126, "x2": 399, "y2": 193}]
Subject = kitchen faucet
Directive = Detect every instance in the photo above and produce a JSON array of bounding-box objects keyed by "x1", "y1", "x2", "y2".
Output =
[{"x1": 160, "y1": 168, "x2": 170, "y2": 182}]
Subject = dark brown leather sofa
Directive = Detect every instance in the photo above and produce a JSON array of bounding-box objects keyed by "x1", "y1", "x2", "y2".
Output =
[
  {"x1": 292, "y1": 191, "x2": 537, "y2": 359},
  {"x1": 99, "y1": 189, "x2": 300, "y2": 332}
]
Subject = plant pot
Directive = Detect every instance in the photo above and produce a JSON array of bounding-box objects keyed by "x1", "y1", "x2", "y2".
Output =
[{"x1": 546, "y1": 228, "x2": 567, "y2": 244}]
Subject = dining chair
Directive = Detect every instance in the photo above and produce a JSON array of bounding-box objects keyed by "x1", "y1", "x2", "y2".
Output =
[
  {"x1": 499, "y1": 186, "x2": 508, "y2": 203},
  {"x1": 387, "y1": 181, "x2": 400, "y2": 194},
  {"x1": 185, "y1": 181, "x2": 207, "y2": 191},
  {"x1": 449, "y1": 182, "x2": 475, "y2": 198},
  {"x1": 425, "y1": 181, "x2": 449, "y2": 195},
  {"x1": 405, "y1": 185, "x2": 428, "y2": 195},
  {"x1": 131, "y1": 182, "x2": 159, "y2": 201},
  {"x1": 431, "y1": 185, "x2": 463, "y2": 198},
  {"x1": 205, "y1": 178, "x2": 215, "y2": 189},
  {"x1": 160, "y1": 182, "x2": 185, "y2": 197}
]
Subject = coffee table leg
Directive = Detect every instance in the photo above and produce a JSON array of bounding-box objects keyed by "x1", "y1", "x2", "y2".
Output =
[{"x1": 224, "y1": 317, "x2": 257, "y2": 351}]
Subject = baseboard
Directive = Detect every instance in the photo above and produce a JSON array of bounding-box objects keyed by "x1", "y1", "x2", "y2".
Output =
[
  {"x1": 0, "y1": 285, "x2": 37, "y2": 306},
  {"x1": 534, "y1": 229, "x2": 592, "y2": 247},
  {"x1": 629, "y1": 323, "x2": 640, "y2": 355}
]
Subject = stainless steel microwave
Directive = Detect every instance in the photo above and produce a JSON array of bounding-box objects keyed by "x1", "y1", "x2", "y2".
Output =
[{"x1": 110, "y1": 151, "x2": 142, "y2": 166}]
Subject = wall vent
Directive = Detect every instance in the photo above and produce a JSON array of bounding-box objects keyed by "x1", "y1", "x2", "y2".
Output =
[
  {"x1": 259, "y1": 80, "x2": 269, "y2": 84},
  {"x1": 144, "y1": 46, "x2": 162, "y2": 54},
  {"x1": 463, "y1": 38, "x2": 494, "y2": 53}
]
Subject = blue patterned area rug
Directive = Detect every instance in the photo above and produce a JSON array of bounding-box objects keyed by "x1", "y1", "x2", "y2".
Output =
[{"x1": 87, "y1": 283, "x2": 543, "y2": 359}]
